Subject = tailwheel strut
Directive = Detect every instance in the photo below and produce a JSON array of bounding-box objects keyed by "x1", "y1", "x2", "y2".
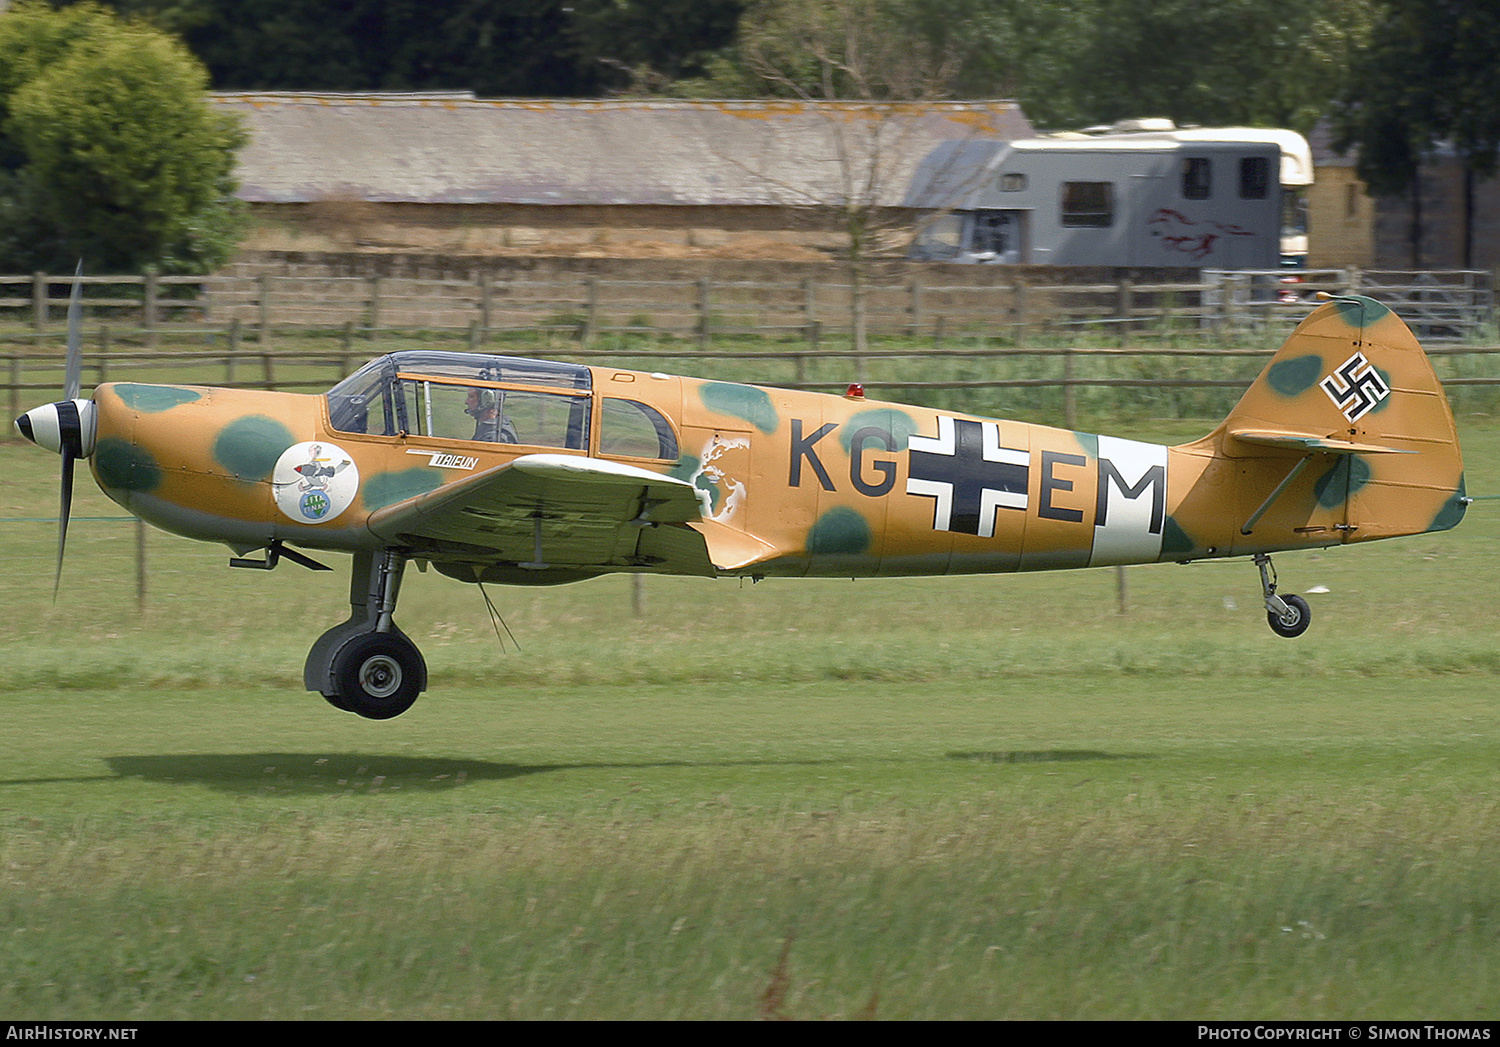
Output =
[{"x1": 1254, "y1": 553, "x2": 1310, "y2": 638}]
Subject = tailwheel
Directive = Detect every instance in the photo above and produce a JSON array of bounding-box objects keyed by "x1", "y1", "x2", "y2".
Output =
[
  {"x1": 1254, "y1": 553, "x2": 1311, "y2": 639},
  {"x1": 330, "y1": 631, "x2": 426, "y2": 720}
]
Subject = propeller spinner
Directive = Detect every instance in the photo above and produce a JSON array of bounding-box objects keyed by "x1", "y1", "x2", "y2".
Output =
[{"x1": 12, "y1": 263, "x2": 93, "y2": 596}]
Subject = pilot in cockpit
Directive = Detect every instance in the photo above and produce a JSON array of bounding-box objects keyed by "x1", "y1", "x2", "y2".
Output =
[{"x1": 465, "y1": 386, "x2": 518, "y2": 443}]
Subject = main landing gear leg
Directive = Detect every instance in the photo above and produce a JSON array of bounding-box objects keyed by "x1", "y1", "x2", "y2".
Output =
[
  {"x1": 305, "y1": 548, "x2": 427, "y2": 719},
  {"x1": 1254, "y1": 552, "x2": 1311, "y2": 639}
]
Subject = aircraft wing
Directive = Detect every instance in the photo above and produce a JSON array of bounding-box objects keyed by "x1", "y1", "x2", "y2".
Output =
[{"x1": 366, "y1": 453, "x2": 722, "y2": 576}]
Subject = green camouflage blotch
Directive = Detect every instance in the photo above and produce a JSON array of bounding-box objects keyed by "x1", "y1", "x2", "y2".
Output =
[
  {"x1": 1267, "y1": 355, "x2": 1323, "y2": 397},
  {"x1": 213, "y1": 415, "x2": 294, "y2": 481},
  {"x1": 1160, "y1": 515, "x2": 1196, "y2": 556},
  {"x1": 361, "y1": 468, "x2": 443, "y2": 510},
  {"x1": 113, "y1": 384, "x2": 201, "y2": 412},
  {"x1": 1428, "y1": 476, "x2": 1469, "y2": 533},
  {"x1": 807, "y1": 506, "x2": 871, "y2": 555},
  {"x1": 840, "y1": 408, "x2": 918, "y2": 451},
  {"x1": 1332, "y1": 296, "x2": 1391, "y2": 327},
  {"x1": 1313, "y1": 455, "x2": 1371, "y2": 508},
  {"x1": 93, "y1": 437, "x2": 161, "y2": 492},
  {"x1": 700, "y1": 383, "x2": 778, "y2": 435}
]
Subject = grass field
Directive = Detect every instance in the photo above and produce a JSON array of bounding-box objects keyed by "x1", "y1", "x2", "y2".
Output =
[{"x1": 1, "y1": 408, "x2": 1497, "y2": 1019}]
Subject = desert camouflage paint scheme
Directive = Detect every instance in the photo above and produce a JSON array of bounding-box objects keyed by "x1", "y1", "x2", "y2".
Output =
[
  {"x1": 18, "y1": 296, "x2": 1469, "y2": 719},
  {"x1": 85, "y1": 296, "x2": 1465, "y2": 577}
]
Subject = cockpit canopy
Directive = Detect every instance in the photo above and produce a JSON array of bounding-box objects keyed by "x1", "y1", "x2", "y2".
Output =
[{"x1": 325, "y1": 350, "x2": 677, "y2": 461}]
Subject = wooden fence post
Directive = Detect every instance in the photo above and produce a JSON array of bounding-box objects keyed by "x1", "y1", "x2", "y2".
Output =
[
  {"x1": 1063, "y1": 341, "x2": 1076, "y2": 430},
  {"x1": 479, "y1": 270, "x2": 493, "y2": 337},
  {"x1": 143, "y1": 267, "x2": 159, "y2": 348},
  {"x1": 256, "y1": 274, "x2": 271, "y2": 345},
  {"x1": 697, "y1": 277, "x2": 712, "y2": 349},
  {"x1": 136, "y1": 518, "x2": 148, "y2": 612},
  {"x1": 227, "y1": 318, "x2": 241, "y2": 384},
  {"x1": 9, "y1": 353, "x2": 20, "y2": 421},
  {"x1": 584, "y1": 278, "x2": 599, "y2": 344},
  {"x1": 32, "y1": 272, "x2": 46, "y2": 333},
  {"x1": 368, "y1": 276, "x2": 382, "y2": 340}
]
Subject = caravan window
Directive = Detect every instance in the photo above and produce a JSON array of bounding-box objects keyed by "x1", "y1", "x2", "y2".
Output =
[
  {"x1": 1182, "y1": 158, "x2": 1212, "y2": 200},
  {"x1": 1061, "y1": 182, "x2": 1113, "y2": 227},
  {"x1": 1239, "y1": 156, "x2": 1271, "y2": 199}
]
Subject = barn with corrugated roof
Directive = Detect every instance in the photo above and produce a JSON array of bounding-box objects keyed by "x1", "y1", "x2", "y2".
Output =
[{"x1": 212, "y1": 93, "x2": 1034, "y2": 259}]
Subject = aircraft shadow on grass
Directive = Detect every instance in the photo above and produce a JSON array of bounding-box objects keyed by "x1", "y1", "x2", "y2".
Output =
[
  {"x1": 62, "y1": 750, "x2": 1145, "y2": 796},
  {"x1": 102, "y1": 753, "x2": 542, "y2": 795},
  {"x1": 946, "y1": 750, "x2": 1147, "y2": 765}
]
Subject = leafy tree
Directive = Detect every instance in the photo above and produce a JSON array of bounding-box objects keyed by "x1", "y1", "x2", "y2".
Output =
[
  {"x1": 919, "y1": 0, "x2": 1374, "y2": 134},
  {"x1": 558, "y1": 0, "x2": 746, "y2": 94},
  {"x1": 691, "y1": 0, "x2": 961, "y2": 358},
  {"x1": 1333, "y1": 0, "x2": 1500, "y2": 265},
  {"x1": 0, "y1": 1, "x2": 244, "y2": 273},
  {"x1": 671, "y1": 0, "x2": 1373, "y2": 135},
  {"x1": 80, "y1": 0, "x2": 742, "y2": 98}
]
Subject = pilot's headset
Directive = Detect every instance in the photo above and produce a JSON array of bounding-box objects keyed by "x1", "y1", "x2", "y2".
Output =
[{"x1": 466, "y1": 387, "x2": 498, "y2": 417}]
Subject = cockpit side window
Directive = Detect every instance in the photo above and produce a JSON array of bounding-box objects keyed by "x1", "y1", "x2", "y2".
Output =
[
  {"x1": 599, "y1": 398, "x2": 678, "y2": 461},
  {"x1": 327, "y1": 351, "x2": 592, "y2": 442},
  {"x1": 398, "y1": 379, "x2": 589, "y2": 449}
]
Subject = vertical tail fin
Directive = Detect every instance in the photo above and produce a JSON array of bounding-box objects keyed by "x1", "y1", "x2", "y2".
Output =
[{"x1": 1177, "y1": 296, "x2": 1466, "y2": 552}]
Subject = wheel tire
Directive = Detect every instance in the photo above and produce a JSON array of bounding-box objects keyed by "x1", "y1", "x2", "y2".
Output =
[
  {"x1": 330, "y1": 632, "x2": 426, "y2": 720},
  {"x1": 1267, "y1": 593, "x2": 1311, "y2": 638}
]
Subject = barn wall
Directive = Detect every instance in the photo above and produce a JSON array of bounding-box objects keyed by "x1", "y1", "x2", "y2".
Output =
[{"x1": 240, "y1": 201, "x2": 919, "y2": 261}]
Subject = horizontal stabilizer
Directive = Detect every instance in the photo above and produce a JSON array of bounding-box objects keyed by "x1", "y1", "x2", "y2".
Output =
[{"x1": 1227, "y1": 429, "x2": 1416, "y2": 455}]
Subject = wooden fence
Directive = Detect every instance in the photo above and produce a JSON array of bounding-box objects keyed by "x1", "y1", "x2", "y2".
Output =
[
  {"x1": 8, "y1": 332, "x2": 1500, "y2": 436},
  {"x1": 1, "y1": 266, "x2": 1494, "y2": 347}
]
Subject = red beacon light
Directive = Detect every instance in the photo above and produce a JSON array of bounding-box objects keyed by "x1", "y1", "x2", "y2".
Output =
[{"x1": 845, "y1": 382, "x2": 865, "y2": 399}]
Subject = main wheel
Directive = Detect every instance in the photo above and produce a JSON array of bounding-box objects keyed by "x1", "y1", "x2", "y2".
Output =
[
  {"x1": 1267, "y1": 593, "x2": 1311, "y2": 638},
  {"x1": 329, "y1": 631, "x2": 426, "y2": 720}
]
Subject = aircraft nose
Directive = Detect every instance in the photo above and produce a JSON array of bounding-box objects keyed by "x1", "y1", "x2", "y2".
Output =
[{"x1": 15, "y1": 399, "x2": 97, "y2": 457}]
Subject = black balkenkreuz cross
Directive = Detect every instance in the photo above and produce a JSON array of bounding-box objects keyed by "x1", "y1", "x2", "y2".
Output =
[{"x1": 906, "y1": 416, "x2": 1028, "y2": 537}]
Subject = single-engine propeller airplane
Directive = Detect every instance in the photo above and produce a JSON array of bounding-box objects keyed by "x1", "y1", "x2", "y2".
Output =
[{"x1": 16, "y1": 285, "x2": 1468, "y2": 720}]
